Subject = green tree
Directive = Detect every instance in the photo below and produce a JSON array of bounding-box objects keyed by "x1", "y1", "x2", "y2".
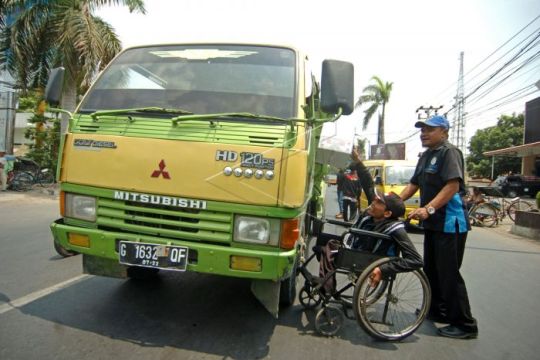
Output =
[
  {"x1": 466, "y1": 113, "x2": 524, "y2": 179},
  {"x1": 2, "y1": 1, "x2": 145, "y2": 169},
  {"x1": 355, "y1": 76, "x2": 393, "y2": 145},
  {"x1": 1, "y1": 0, "x2": 145, "y2": 104}
]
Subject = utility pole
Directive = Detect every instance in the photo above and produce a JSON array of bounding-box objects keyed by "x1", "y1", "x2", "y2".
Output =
[
  {"x1": 415, "y1": 105, "x2": 443, "y2": 120},
  {"x1": 451, "y1": 51, "x2": 466, "y2": 154}
]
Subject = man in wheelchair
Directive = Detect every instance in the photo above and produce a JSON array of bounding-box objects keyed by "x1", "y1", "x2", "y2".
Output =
[
  {"x1": 320, "y1": 190, "x2": 423, "y2": 287},
  {"x1": 303, "y1": 190, "x2": 429, "y2": 340}
]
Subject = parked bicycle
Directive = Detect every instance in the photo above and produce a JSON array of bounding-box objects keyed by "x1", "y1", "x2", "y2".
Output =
[
  {"x1": 7, "y1": 157, "x2": 55, "y2": 192},
  {"x1": 468, "y1": 186, "x2": 534, "y2": 227}
]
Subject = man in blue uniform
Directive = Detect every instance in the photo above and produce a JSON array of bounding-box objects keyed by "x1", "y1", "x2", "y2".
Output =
[{"x1": 400, "y1": 115, "x2": 478, "y2": 339}]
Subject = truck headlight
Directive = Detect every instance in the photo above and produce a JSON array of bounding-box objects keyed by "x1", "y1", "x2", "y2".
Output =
[
  {"x1": 65, "y1": 193, "x2": 97, "y2": 222},
  {"x1": 234, "y1": 216, "x2": 280, "y2": 246}
]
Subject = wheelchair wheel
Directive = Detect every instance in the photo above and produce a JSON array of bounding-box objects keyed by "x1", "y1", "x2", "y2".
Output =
[
  {"x1": 315, "y1": 305, "x2": 344, "y2": 336},
  {"x1": 299, "y1": 285, "x2": 322, "y2": 309},
  {"x1": 364, "y1": 278, "x2": 389, "y2": 305},
  {"x1": 353, "y1": 257, "x2": 431, "y2": 341}
]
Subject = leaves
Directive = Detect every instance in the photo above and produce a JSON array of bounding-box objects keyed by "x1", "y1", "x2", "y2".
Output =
[
  {"x1": 355, "y1": 76, "x2": 393, "y2": 144},
  {"x1": 1, "y1": 0, "x2": 145, "y2": 92},
  {"x1": 466, "y1": 113, "x2": 524, "y2": 178}
]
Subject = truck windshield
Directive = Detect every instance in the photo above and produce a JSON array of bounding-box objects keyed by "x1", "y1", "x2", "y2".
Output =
[
  {"x1": 79, "y1": 45, "x2": 297, "y2": 118},
  {"x1": 385, "y1": 166, "x2": 415, "y2": 185}
]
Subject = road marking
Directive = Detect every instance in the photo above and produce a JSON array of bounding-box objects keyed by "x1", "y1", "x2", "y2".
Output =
[{"x1": 0, "y1": 274, "x2": 91, "y2": 315}]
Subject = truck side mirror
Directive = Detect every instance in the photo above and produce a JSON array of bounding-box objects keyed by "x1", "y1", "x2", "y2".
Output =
[
  {"x1": 320, "y1": 60, "x2": 354, "y2": 115},
  {"x1": 374, "y1": 176, "x2": 382, "y2": 185},
  {"x1": 44, "y1": 67, "x2": 65, "y2": 105}
]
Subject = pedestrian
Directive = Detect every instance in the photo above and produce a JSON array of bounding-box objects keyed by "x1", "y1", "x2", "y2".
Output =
[
  {"x1": 341, "y1": 168, "x2": 360, "y2": 222},
  {"x1": 400, "y1": 115, "x2": 478, "y2": 339},
  {"x1": 335, "y1": 169, "x2": 345, "y2": 219},
  {"x1": 0, "y1": 151, "x2": 8, "y2": 192}
]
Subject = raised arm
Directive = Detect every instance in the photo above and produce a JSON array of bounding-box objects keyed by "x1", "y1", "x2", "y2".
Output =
[{"x1": 400, "y1": 183, "x2": 419, "y2": 201}]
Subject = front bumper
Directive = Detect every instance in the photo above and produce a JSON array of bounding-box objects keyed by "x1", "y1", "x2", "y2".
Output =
[{"x1": 50, "y1": 218, "x2": 296, "y2": 281}]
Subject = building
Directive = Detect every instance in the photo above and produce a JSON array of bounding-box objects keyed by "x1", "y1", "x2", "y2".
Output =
[{"x1": 484, "y1": 96, "x2": 540, "y2": 177}]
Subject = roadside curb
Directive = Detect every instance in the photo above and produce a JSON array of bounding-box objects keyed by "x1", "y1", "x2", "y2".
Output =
[{"x1": 0, "y1": 184, "x2": 59, "y2": 202}]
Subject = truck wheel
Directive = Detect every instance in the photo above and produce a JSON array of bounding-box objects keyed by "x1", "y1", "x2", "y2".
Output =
[
  {"x1": 53, "y1": 240, "x2": 78, "y2": 257},
  {"x1": 507, "y1": 190, "x2": 518, "y2": 198},
  {"x1": 127, "y1": 266, "x2": 160, "y2": 280},
  {"x1": 279, "y1": 260, "x2": 298, "y2": 307}
]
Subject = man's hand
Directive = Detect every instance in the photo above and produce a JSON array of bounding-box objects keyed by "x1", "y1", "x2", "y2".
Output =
[
  {"x1": 369, "y1": 267, "x2": 382, "y2": 286},
  {"x1": 408, "y1": 207, "x2": 430, "y2": 221}
]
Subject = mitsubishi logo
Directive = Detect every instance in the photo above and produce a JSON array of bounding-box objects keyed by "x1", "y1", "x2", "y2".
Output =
[{"x1": 151, "y1": 160, "x2": 171, "y2": 179}]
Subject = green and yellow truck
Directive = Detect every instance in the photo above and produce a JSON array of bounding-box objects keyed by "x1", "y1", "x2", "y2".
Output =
[{"x1": 46, "y1": 43, "x2": 353, "y2": 316}]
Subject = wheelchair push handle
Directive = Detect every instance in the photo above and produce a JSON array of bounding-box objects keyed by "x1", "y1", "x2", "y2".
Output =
[
  {"x1": 325, "y1": 219, "x2": 353, "y2": 228},
  {"x1": 323, "y1": 219, "x2": 392, "y2": 240},
  {"x1": 348, "y1": 227, "x2": 392, "y2": 240}
]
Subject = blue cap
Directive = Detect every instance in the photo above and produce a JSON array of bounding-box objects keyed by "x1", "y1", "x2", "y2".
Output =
[{"x1": 415, "y1": 115, "x2": 449, "y2": 129}]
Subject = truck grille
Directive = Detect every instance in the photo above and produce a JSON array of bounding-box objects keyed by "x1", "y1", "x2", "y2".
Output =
[
  {"x1": 96, "y1": 197, "x2": 233, "y2": 243},
  {"x1": 73, "y1": 116, "x2": 292, "y2": 147}
]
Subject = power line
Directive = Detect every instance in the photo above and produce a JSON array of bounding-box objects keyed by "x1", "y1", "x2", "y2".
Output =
[
  {"x1": 464, "y1": 32, "x2": 540, "y2": 102},
  {"x1": 443, "y1": 31, "x2": 540, "y2": 118},
  {"x1": 426, "y1": 14, "x2": 540, "y2": 106},
  {"x1": 466, "y1": 83, "x2": 536, "y2": 113},
  {"x1": 460, "y1": 26, "x2": 540, "y2": 95},
  {"x1": 465, "y1": 48, "x2": 540, "y2": 106},
  {"x1": 445, "y1": 58, "x2": 540, "y2": 119},
  {"x1": 465, "y1": 15, "x2": 540, "y2": 77},
  {"x1": 464, "y1": 88, "x2": 538, "y2": 119}
]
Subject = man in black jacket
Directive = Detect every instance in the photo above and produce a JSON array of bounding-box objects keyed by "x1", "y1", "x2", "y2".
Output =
[
  {"x1": 319, "y1": 190, "x2": 422, "y2": 294},
  {"x1": 348, "y1": 190, "x2": 423, "y2": 285}
]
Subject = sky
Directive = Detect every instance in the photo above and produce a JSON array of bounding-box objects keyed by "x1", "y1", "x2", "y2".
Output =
[{"x1": 96, "y1": 0, "x2": 540, "y2": 160}]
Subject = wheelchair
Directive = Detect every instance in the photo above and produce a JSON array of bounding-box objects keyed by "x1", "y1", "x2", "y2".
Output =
[{"x1": 298, "y1": 219, "x2": 431, "y2": 341}]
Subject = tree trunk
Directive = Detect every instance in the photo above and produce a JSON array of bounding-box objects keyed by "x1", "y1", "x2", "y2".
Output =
[
  {"x1": 59, "y1": 73, "x2": 77, "y2": 134},
  {"x1": 378, "y1": 102, "x2": 386, "y2": 144}
]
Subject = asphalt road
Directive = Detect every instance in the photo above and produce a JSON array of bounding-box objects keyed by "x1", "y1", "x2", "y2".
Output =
[{"x1": 1, "y1": 188, "x2": 540, "y2": 360}]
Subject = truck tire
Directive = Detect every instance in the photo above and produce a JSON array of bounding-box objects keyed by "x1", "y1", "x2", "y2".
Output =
[{"x1": 279, "y1": 259, "x2": 298, "y2": 307}]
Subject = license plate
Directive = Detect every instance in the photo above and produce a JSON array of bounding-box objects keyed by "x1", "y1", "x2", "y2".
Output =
[{"x1": 119, "y1": 241, "x2": 188, "y2": 271}]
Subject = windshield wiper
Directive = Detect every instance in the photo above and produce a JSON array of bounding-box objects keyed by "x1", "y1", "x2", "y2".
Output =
[
  {"x1": 170, "y1": 112, "x2": 306, "y2": 128},
  {"x1": 171, "y1": 108, "x2": 345, "y2": 127},
  {"x1": 91, "y1": 107, "x2": 193, "y2": 122}
]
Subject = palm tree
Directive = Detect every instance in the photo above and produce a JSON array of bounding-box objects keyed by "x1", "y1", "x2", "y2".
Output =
[
  {"x1": 355, "y1": 76, "x2": 393, "y2": 145},
  {"x1": 1, "y1": 0, "x2": 146, "y2": 111}
]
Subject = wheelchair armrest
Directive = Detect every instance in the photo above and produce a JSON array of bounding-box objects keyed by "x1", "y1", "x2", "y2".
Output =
[
  {"x1": 325, "y1": 219, "x2": 353, "y2": 228},
  {"x1": 348, "y1": 227, "x2": 392, "y2": 240}
]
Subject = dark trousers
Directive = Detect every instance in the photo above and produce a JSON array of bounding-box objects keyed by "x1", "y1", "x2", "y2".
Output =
[
  {"x1": 424, "y1": 229, "x2": 478, "y2": 331},
  {"x1": 342, "y1": 199, "x2": 357, "y2": 222}
]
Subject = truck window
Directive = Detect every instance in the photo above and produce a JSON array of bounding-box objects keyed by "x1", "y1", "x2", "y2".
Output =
[
  {"x1": 385, "y1": 166, "x2": 415, "y2": 185},
  {"x1": 367, "y1": 167, "x2": 382, "y2": 181},
  {"x1": 80, "y1": 45, "x2": 297, "y2": 118}
]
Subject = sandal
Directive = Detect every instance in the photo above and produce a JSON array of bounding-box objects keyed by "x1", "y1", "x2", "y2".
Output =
[{"x1": 335, "y1": 213, "x2": 343, "y2": 219}]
